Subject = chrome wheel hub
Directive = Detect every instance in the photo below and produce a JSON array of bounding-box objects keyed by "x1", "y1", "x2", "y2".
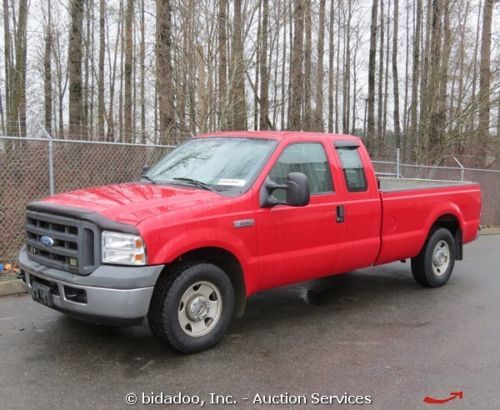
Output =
[
  {"x1": 187, "y1": 296, "x2": 210, "y2": 321},
  {"x1": 178, "y1": 281, "x2": 222, "y2": 337},
  {"x1": 432, "y1": 240, "x2": 450, "y2": 276}
]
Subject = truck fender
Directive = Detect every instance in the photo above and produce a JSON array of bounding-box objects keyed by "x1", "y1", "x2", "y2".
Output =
[{"x1": 151, "y1": 229, "x2": 258, "y2": 297}]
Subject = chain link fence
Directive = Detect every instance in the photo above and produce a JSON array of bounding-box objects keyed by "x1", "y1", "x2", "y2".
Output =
[
  {"x1": 0, "y1": 136, "x2": 174, "y2": 264},
  {"x1": 1, "y1": 135, "x2": 499, "y2": 265}
]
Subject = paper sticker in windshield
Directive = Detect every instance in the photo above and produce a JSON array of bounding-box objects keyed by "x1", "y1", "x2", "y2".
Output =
[{"x1": 218, "y1": 178, "x2": 246, "y2": 187}]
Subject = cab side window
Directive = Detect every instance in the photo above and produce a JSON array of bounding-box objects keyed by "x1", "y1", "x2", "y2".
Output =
[
  {"x1": 335, "y1": 146, "x2": 367, "y2": 192},
  {"x1": 269, "y1": 143, "x2": 333, "y2": 200}
]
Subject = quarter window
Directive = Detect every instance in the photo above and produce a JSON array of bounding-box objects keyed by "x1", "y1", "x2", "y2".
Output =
[{"x1": 336, "y1": 146, "x2": 367, "y2": 192}]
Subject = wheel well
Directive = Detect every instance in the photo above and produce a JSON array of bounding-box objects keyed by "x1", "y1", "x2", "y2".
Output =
[
  {"x1": 430, "y1": 214, "x2": 463, "y2": 260},
  {"x1": 172, "y1": 247, "x2": 247, "y2": 317}
]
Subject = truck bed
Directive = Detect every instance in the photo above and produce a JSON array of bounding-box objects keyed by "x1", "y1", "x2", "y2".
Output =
[
  {"x1": 379, "y1": 177, "x2": 475, "y2": 192},
  {"x1": 375, "y1": 176, "x2": 481, "y2": 266}
]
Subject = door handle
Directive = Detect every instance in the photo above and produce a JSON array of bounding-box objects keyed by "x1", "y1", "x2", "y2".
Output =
[{"x1": 336, "y1": 205, "x2": 345, "y2": 223}]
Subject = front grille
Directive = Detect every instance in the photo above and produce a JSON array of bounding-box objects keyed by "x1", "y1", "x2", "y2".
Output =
[{"x1": 26, "y1": 210, "x2": 99, "y2": 275}]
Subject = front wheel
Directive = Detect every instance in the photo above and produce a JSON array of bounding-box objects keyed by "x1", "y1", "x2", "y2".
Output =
[
  {"x1": 148, "y1": 262, "x2": 235, "y2": 353},
  {"x1": 411, "y1": 228, "x2": 456, "y2": 288}
]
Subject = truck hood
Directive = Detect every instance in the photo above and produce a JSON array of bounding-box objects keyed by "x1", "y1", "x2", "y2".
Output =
[{"x1": 42, "y1": 182, "x2": 223, "y2": 225}]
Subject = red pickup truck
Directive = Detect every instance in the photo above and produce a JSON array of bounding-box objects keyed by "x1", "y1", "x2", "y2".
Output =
[{"x1": 19, "y1": 131, "x2": 481, "y2": 353}]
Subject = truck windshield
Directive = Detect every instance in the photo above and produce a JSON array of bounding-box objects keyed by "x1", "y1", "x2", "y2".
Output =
[{"x1": 145, "y1": 137, "x2": 277, "y2": 195}]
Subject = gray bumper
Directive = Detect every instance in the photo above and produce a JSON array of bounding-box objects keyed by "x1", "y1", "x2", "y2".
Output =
[{"x1": 19, "y1": 247, "x2": 164, "y2": 324}]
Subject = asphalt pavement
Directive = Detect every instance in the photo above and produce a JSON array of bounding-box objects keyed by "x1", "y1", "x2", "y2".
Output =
[{"x1": 0, "y1": 235, "x2": 499, "y2": 410}]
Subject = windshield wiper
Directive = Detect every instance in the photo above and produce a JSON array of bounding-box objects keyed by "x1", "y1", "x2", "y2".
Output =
[
  {"x1": 172, "y1": 177, "x2": 217, "y2": 192},
  {"x1": 142, "y1": 175, "x2": 157, "y2": 185}
]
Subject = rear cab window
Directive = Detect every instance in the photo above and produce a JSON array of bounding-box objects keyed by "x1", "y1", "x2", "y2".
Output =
[{"x1": 335, "y1": 142, "x2": 367, "y2": 192}]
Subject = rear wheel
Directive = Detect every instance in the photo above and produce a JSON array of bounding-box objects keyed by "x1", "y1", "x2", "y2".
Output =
[
  {"x1": 411, "y1": 228, "x2": 456, "y2": 288},
  {"x1": 148, "y1": 262, "x2": 234, "y2": 353}
]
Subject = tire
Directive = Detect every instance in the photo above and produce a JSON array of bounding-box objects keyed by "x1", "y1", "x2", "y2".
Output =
[
  {"x1": 411, "y1": 228, "x2": 456, "y2": 288},
  {"x1": 147, "y1": 261, "x2": 235, "y2": 353}
]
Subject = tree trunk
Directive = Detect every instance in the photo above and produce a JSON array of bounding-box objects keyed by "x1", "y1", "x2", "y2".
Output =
[
  {"x1": 439, "y1": 0, "x2": 451, "y2": 132},
  {"x1": 156, "y1": 0, "x2": 175, "y2": 143},
  {"x1": 68, "y1": 0, "x2": 84, "y2": 137},
  {"x1": 17, "y1": 0, "x2": 28, "y2": 137},
  {"x1": 468, "y1": 0, "x2": 482, "y2": 133},
  {"x1": 313, "y1": 0, "x2": 326, "y2": 131},
  {"x1": 232, "y1": 0, "x2": 247, "y2": 130},
  {"x1": 139, "y1": 0, "x2": 146, "y2": 142},
  {"x1": 343, "y1": 0, "x2": 352, "y2": 135},
  {"x1": 280, "y1": 0, "x2": 288, "y2": 130},
  {"x1": 259, "y1": 0, "x2": 269, "y2": 130},
  {"x1": 107, "y1": 1, "x2": 122, "y2": 142},
  {"x1": 44, "y1": 0, "x2": 53, "y2": 134},
  {"x1": 392, "y1": 0, "x2": 401, "y2": 148},
  {"x1": 3, "y1": 0, "x2": 12, "y2": 134},
  {"x1": 289, "y1": 0, "x2": 304, "y2": 130},
  {"x1": 327, "y1": 0, "x2": 335, "y2": 133},
  {"x1": 418, "y1": 0, "x2": 432, "y2": 155},
  {"x1": 409, "y1": 0, "x2": 421, "y2": 159},
  {"x1": 254, "y1": 1, "x2": 261, "y2": 130},
  {"x1": 377, "y1": 0, "x2": 384, "y2": 141},
  {"x1": 382, "y1": 0, "x2": 390, "y2": 142},
  {"x1": 425, "y1": 0, "x2": 443, "y2": 159},
  {"x1": 124, "y1": 0, "x2": 134, "y2": 142},
  {"x1": 478, "y1": 0, "x2": 493, "y2": 154},
  {"x1": 97, "y1": 0, "x2": 105, "y2": 139},
  {"x1": 402, "y1": 0, "x2": 410, "y2": 140},
  {"x1": 496, "y1": 92, "x2": 500, "y2": 140},
  {"x1": 303, "y1": 0, "x2": 312, "y2": 130},
  {"x1": 367, "y1": 0, "x2": 378, "y2": 146},
  {"x1": 218, "y1": 0, "x2": 228, "y2": 129}
]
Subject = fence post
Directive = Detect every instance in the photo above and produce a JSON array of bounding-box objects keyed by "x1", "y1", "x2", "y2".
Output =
[
  {"x1": 48, "y1": 138, "x2": 55, "y2": 195},
  {"x1": 38, "y1": 122, "x2": 55, "y2": 195},
  {"x1": 396, "y1": 148, "x2": 401, "y2": 179},
  {"x1": 453, "y1": 157, "x2": 465, "y2": 181}
]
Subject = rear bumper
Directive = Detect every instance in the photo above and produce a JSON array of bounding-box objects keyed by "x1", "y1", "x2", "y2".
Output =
[{"x1": 19, "y1": 246, "x2": 164, "y2": 325}]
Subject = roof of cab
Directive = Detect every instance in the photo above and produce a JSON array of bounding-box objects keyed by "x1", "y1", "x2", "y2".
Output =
[{"x1": 196, "y1": 130, "x2": 362, "y2": 143}]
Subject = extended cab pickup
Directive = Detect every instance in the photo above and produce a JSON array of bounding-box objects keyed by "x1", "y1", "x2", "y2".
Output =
[{"x1": 19, "y1": 131, "x2": 481, "y2": 352}]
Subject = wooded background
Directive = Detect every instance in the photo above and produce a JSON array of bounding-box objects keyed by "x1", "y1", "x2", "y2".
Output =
[{"x1": 1, "y1": 0, "x2": 499, "y2": 165}]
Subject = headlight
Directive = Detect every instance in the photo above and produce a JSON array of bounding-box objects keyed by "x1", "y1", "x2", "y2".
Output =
[{"x1": 101, "y1": 231, "x2": 146, "y2": 266}]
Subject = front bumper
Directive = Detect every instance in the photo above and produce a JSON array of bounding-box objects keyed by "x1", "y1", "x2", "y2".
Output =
[{"x1": 19, "y1": 246, "x2": 164, "y2": 325}]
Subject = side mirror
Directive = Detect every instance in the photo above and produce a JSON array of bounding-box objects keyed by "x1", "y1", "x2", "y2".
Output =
[
  {"x1": 260, "y1": 172, "x2": 310, "y2": 207},
  {"x1": 141, "y1": 165, "x2": 150, "y2": 177},
  {"x1": 285, "y1": 172, "x2": 310, "y2": 206}
]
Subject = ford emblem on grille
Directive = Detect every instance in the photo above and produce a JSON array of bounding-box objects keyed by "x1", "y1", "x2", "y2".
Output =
[{"x1": 40, "y1": 235, "x2": 55, "y2": 247}]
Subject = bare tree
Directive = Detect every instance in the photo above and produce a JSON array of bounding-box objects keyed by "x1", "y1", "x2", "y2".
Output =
[
  {"x1": 44, "y1": 0, "x2": 53, "y2": 134},
  {"x1": 377, "y1": 0, "x2": 385, "y2": 140},
  {"x1": 280, "y1": 0, "x2": 288, "y2": 130},
  {"x1": 392, "y1": 0, "x2": 401, "y2": 148},
  {"x1": 367, "y1": 0, "x2": 378, "y2": 145},
  {"x1": 3, "y1": 0, "x2": 12, "y2": 134},
  {"x1": 327, "y1": 0, "x2": 335, "y2": 133},
  {"x1": 289, "y1": 0, "x2": 304, "y2": 130},
  {"x1": 232, "y1": 0, "x2": 247, "y2": 130},
  {"x1": 156, "y1": 0, "x2": 175, "y2": 143},
  {"x1": 68, "y1": 0, "x2": 84, "y2": 136},
  {"x1": 303, "y1": 0, "x2": 312, "y2": 130},
  {"x1": 97, "y1": 0, "x2": 106, "y2": 138},
  {"x1": 259, "y1": 0, "x2": 269, "y2": 129},
  {"x1": 478, "y1": 0, "x2": 493, "y2": 149},
  {"x1": 124, "y1": 0, "x2": 134, "y2": 142},
  {"x1": 217, "y1": 0, "x2": 228, "y2": 129},
  {"x1": 408, "y1": 0, "x2": 422, "y2": 158},
  {"x1": 139, "y1": 0, "x2": 146, "y2": 142},
  {"x1": 315, "y1": 0, "x2": 326, "y2": 132}
]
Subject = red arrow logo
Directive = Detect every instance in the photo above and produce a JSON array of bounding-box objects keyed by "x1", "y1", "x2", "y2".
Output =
[{"x1": 423, "y1": 391, "x2": 463, "y2": 405}]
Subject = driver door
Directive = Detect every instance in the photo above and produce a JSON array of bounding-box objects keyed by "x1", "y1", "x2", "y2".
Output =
[{"x1": 256, "y1": 142, "x2": 346, "y2": 290}]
